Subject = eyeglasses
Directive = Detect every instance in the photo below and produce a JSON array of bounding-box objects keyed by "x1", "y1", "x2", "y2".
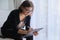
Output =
[{"x1": 24, "y1": 7, "x2": 33, "y2": 13}]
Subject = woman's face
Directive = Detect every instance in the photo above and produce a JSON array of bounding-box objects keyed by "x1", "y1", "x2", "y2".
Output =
[{"x1": 22, "y1": 7, "x2": 33, "y2": 16}]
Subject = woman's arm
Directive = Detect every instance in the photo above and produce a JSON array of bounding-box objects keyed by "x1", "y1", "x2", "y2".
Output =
[
  {"x1": 25, "y1": 16, "x2": 31, "y2": 30},
  {"x1": 1, "y1": 9, "x2": 19, "y2": 35},
  {"x1": 17, "y1": 29, "x2": 28, "y2": 34},
  {"x1": 17, "y1": 16, "x2": 31, "y2": 35}
]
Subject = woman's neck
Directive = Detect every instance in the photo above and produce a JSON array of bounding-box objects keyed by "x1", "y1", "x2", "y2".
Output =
[{"x1": 19, "y1": 13, "x2": 26, "y2": 21}]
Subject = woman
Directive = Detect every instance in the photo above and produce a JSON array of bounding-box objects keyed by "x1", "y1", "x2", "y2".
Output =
[{"x1": 1, "y1": 0, "x2": 38, "y2": 40}]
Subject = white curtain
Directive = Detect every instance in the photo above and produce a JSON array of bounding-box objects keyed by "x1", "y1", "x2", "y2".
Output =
[
  {"x1": 48, "y1": 0, "x2": 60, "y2": 40},
  {"x1": 31, "y1": 0, "x2": 60, "y2": 40},
  {"x1": 30, "y1": 0, "x2": 48, "y2": 40}
]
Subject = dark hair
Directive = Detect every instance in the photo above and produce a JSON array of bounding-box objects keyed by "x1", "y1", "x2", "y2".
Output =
[{"x1": 18, "y1": 0, "x2": 34, "y2": 12}]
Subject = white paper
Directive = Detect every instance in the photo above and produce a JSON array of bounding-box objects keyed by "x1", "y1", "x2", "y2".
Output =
[{"x1": 24, "y1": 28, "x2": 43, "y2": 37}]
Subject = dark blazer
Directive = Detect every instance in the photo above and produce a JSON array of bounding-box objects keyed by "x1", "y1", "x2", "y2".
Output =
[{"x1": 1, "y1": 9, "x2": 31, "y2": 39}]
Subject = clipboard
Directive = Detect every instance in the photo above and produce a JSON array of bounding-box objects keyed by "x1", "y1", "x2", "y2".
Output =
[{"x1": 24, "y1": 28, "x2": 43, "y2": 37}]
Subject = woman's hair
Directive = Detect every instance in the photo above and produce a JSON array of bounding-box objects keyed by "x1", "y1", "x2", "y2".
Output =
[{"x1": 18, "y1": 0, "x2": 34, "y2": 12}]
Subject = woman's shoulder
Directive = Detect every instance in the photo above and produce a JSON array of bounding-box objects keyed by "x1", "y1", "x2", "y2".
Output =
[
  {"x1": 10, "y1": 9, "x2": 19, "y2": 13},
  {"x1": 9, "y1": 9, "x2": 19, "y2": 16}
]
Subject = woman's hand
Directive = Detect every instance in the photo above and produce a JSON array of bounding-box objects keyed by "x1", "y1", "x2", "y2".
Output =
[
  {"x1": 33, "y1": 31, "x2": 38, "y2": 36},
  {"x1": 27, "y1": 28, "x2": 38, "y2": 36},
  {"x1": 27, "y1": 28, "x2": 33, "y2": 33},
  {"x1": 17, "y1": 28, "x2": 33, "y2": 34}
]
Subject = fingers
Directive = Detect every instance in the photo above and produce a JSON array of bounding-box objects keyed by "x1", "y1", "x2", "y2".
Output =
[
  {"x1": 28, "y1": 28, "x2": 33, "y2": 32},
  {"x1": 33, "y1": 31, "x2": 38, "y2": 36},
  {"x1": 25, "y1": 13, "x2": 32, "y2": 16}
]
